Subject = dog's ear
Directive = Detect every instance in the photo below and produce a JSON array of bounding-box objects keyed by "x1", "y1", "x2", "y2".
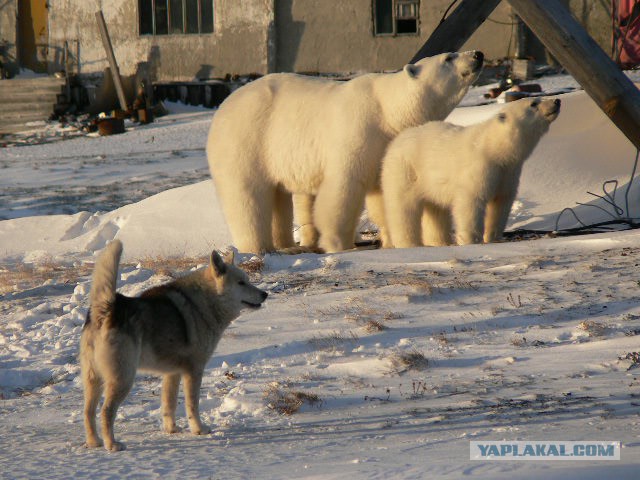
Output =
[
  {"x1": 210, "y1": 251, "x2": 227, "y2": 276},
  {"x1": 223, "y1": 250, "x2": 235, "y2": 265}
]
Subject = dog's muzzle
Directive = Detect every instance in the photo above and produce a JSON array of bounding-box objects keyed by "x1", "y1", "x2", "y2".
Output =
[
  {"x1": 242, "y1": 301, "x2": 263, "y2": 309},
  {"x1": 242, "y1": 291, "x2": 268, "y2": 309}
]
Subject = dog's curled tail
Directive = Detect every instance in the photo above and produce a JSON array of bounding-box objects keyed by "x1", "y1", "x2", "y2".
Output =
[{"x1": 89, "y1": 240, "x2": 123, "y2": 329}]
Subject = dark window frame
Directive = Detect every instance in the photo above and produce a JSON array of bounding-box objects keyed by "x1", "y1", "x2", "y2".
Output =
[
  {"x1": 373, "y1": 0, "x2": 420, "y2": 36},
  {"x1": 139, "y1": 0, "x2": 214, "y2": 36}
]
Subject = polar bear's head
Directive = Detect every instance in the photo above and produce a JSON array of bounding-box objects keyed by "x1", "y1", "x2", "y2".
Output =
[
  {"x1": 496, "y1": 97, "x2": 561, "y2": 133},
  {"x1": 486, "y1": 97, "x2": 561, "y2": 165},
  {"x1": 403, "y1": 50, "x2": 484, "y2": 122}
]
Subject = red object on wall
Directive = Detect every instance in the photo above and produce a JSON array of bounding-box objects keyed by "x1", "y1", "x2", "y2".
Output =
[{"x1": 613, "y1": 0, "x2": 640, "y2": 69}]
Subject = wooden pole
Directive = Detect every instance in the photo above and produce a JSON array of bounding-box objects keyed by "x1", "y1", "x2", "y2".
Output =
[
  {"x1": 95, "y1": 10, "x2": 128, "y2": 111},
  {"x1": 409, "y1": 0, "x2": 501, "y2": 63},
  {"x1": 507, "y1": 0, "x2": 640, "y2": 150}
]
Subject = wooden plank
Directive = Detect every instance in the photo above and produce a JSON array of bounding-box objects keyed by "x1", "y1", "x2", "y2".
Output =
[
  {"x1": 507, "y1": 0, "x2": 640, "y2": 150},
  {"x1": 409, "y1": 0, "x2": 501, "y2": 63},
  {"x1": 95, "y1": 10, "x2": 128, "y2": 111}
]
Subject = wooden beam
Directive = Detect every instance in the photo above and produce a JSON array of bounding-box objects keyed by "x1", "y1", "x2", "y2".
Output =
[
  {"x1": 96, "y1": 10, "x2": 128, "y2": 111},
  {"x1": 507, "y1": 0, "x2": 640, "y2": 150},
  {"x1": 409, "y1": 0, "x2": 501, "y2": 63}
]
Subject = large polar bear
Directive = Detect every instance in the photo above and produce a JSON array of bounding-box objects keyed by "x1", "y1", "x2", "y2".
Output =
[
  {"x1": 206, "y1": 51, "x2": 484, "y2": 253},
  {"x1": 381, "y1": 97, "x2": 561, "y2": 248}
]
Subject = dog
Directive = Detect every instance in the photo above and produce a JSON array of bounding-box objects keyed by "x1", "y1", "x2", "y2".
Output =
[{"x1": 80, "y1": 240, "x2": 268, "y2": 451}]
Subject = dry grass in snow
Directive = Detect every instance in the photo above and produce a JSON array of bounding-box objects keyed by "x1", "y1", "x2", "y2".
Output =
[{"x1": 263, "y1": 382, "x2": 322, "y2": 415}]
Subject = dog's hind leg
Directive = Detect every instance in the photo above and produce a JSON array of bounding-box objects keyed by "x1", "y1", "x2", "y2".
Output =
[
  {"x1": 161, "y1": 374, "x2": 181, "y2": 434},
  {"x1": 100, "y1": 376, "x2": 134, "y2": 451},
  {"x1": 183, "y1": 370, "x2": 210, "y2": 435},
  {"x1": 82, "y1": 366, "x2": 104, "y2": 448}
]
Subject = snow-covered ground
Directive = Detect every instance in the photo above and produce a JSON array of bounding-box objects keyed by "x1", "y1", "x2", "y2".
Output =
[{"x1": 1, "y1": 76, "x2": 640, "y2": 479}]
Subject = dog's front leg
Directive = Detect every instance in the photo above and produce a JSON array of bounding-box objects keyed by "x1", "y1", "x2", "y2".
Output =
[
  {"x1": 183, "y1": 370, "x2": 210, "y2": 435},
  {"x1": 162, "y1": 374, "x2": 181, "y2": 433}
]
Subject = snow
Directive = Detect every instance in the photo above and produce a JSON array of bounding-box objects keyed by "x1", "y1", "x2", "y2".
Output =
[{"x1": 1, "y1": 79, "x2": 640, "y2": 478}]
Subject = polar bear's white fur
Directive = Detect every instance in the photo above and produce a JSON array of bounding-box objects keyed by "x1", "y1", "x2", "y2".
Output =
[
  {"x1": 381, "y1": 97, "x2": 561, "y2": 248},
  {"x1": 206, "y1": 51, "x2": 484, "y2": 253}
]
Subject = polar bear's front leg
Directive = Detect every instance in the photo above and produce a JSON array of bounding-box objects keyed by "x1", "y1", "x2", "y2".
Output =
[
  {"x1": 293, "y1": 194, "x2": 319, "y2": 247},
  {"x1": 216, "y1": 178, "x2": 276, "y2": 253},
  {"x1": 384, "y1": 192, "x2": 423, "y2": 249},
  {"x1": 365, "y1": 189, "x2": 391, "y2": 247},
  {"x1": 421, "y1": 205, "x2": 453, "y2": 246},
  {"x1": 483, "y1": 174, "x2": 519, "y2": 243},
  {"x1": 484, "y1": 167, "x2": 520, "y2": 243},
  {"x1": 483, "y1": 194, "x2": 515, "y2": 243},
  {"x1": 314, "y1": 178, "x2": 365, "y2": 253},
  {"x1": 452, "y1": 198, "x2": 485, "y2": 245}
]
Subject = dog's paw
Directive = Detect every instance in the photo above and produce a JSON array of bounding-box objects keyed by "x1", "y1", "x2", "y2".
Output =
[
  {"x1": 106, "y1": 441, "x2": 126, "y2": 452},
  {"x1": 84, "y1": 439, "x2": 103, "y2": 449},
  {"x1": 191, "y1": 424, "x2": 211, "y2": 435},
  {"x1": 164, "y1": 424, "x2": 182, "y2": 434}
]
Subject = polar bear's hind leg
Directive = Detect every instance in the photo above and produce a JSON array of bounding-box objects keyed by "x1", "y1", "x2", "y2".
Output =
[
  {"x1": 272, "y1": 187, "x2": 296, "y2": 249},
  {"x1": 293, "y1": 194, "x2": 319, "y2": 247}
]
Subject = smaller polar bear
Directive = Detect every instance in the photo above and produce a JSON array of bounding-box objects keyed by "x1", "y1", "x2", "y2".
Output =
[{"x1": 381, "y1": 97, "x2": 561, "y2": 248}]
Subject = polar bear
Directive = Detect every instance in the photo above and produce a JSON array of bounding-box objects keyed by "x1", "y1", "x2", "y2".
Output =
[
  {"x1": 381, "y1": 97, "x2": 561, "y2": 248},
  {"x1": 206, "y1": 51, "x2": 484, "y2": 253}
]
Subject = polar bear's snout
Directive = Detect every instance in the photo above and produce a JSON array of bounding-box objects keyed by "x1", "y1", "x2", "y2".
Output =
[
  {"x1": 541, "y1": 98, "x2": 561, "y2": 122},
  {"x1": 461, "y1": 50, "x2": 484, "y2": 78},
  {"x1": 472, "y1": 51, "x2": 484, "y2": 69}
]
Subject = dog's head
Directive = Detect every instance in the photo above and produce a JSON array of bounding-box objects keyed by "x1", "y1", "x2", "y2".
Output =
[{"x1": 209, "y1": 251, "x2": 268, "y2": 310}]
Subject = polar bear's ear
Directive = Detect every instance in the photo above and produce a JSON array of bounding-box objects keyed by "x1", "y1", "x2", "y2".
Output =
[{"x1": 403, "y1": 64, "x2": 420, "y2": 79}]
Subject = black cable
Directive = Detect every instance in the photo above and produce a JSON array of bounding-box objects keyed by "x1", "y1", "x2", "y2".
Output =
[
  {"x1": 438, "y1": 0, "x2": 460, "y2": 26},
  {"x1": 504, "y1": 148, "x2": 640, "y2": 239}
]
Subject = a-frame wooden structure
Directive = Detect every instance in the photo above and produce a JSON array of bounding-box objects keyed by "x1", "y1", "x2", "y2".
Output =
[{"x1": 411, "y1": 0, "x2": 640, "y2": 151}]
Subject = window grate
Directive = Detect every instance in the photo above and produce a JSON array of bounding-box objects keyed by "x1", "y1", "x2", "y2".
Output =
[
  {"x1": 374, "y1": 0, "x2": 419, "y2": 36},
  {"x1": 139, "y1": 0, "x2": 214, "y2": 35}
]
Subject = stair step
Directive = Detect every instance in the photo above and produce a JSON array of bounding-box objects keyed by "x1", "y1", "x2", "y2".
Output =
[
  {"x1": 0, "y1": 84, "x2": 64, "y2": 93},
  {"x1": 0, "y1": 110, "x2": 53, "y2": 121},
  {"x1": 0, "y1": 118, "x2": 52, "y2": 130},
  {"x1": 0, "y1": 92, "x2": 65, "y2": 103},
  {"x1": 0, "y1": 115, "x2": 53, "y2": 128},
  {"x1": 0, "y1": 122, "x2": 52, "y2": 135},
  {"x1": 0, "y1": 103, "x2": 56, "y2": 114},
  {"x1": 0, "y1": 77, "x2": 65, "y2": 88}
]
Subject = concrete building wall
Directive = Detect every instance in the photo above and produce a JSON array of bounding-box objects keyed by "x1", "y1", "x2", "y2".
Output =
[
  {"x1": 0, "y1": 0, "x2": 19, "y2": 77},
  {"x1": 0, "y1": 1, "x2": 623, "y2": 81},
  {"x1": 45, "y1": 0, "x2": 274, "y2": 81},
  {"x1": 275, "y1": 0, "x2": 516, "y2": 73},
  {"x1": 567, "y1": 0, "x2": 613, "y2": 55}
]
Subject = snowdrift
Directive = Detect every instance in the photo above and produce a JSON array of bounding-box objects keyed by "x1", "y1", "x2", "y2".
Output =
[{"x1": 0, "y1": 90, "x2": 638, "y2": 264}]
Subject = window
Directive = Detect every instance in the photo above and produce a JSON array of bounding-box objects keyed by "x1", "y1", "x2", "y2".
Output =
[
  {"x1": 374, "y1": 0, "x2": 419, "y2": 36},
  {"x1": 139, "y1": 0, "x2": 214, "y2": 35}
]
